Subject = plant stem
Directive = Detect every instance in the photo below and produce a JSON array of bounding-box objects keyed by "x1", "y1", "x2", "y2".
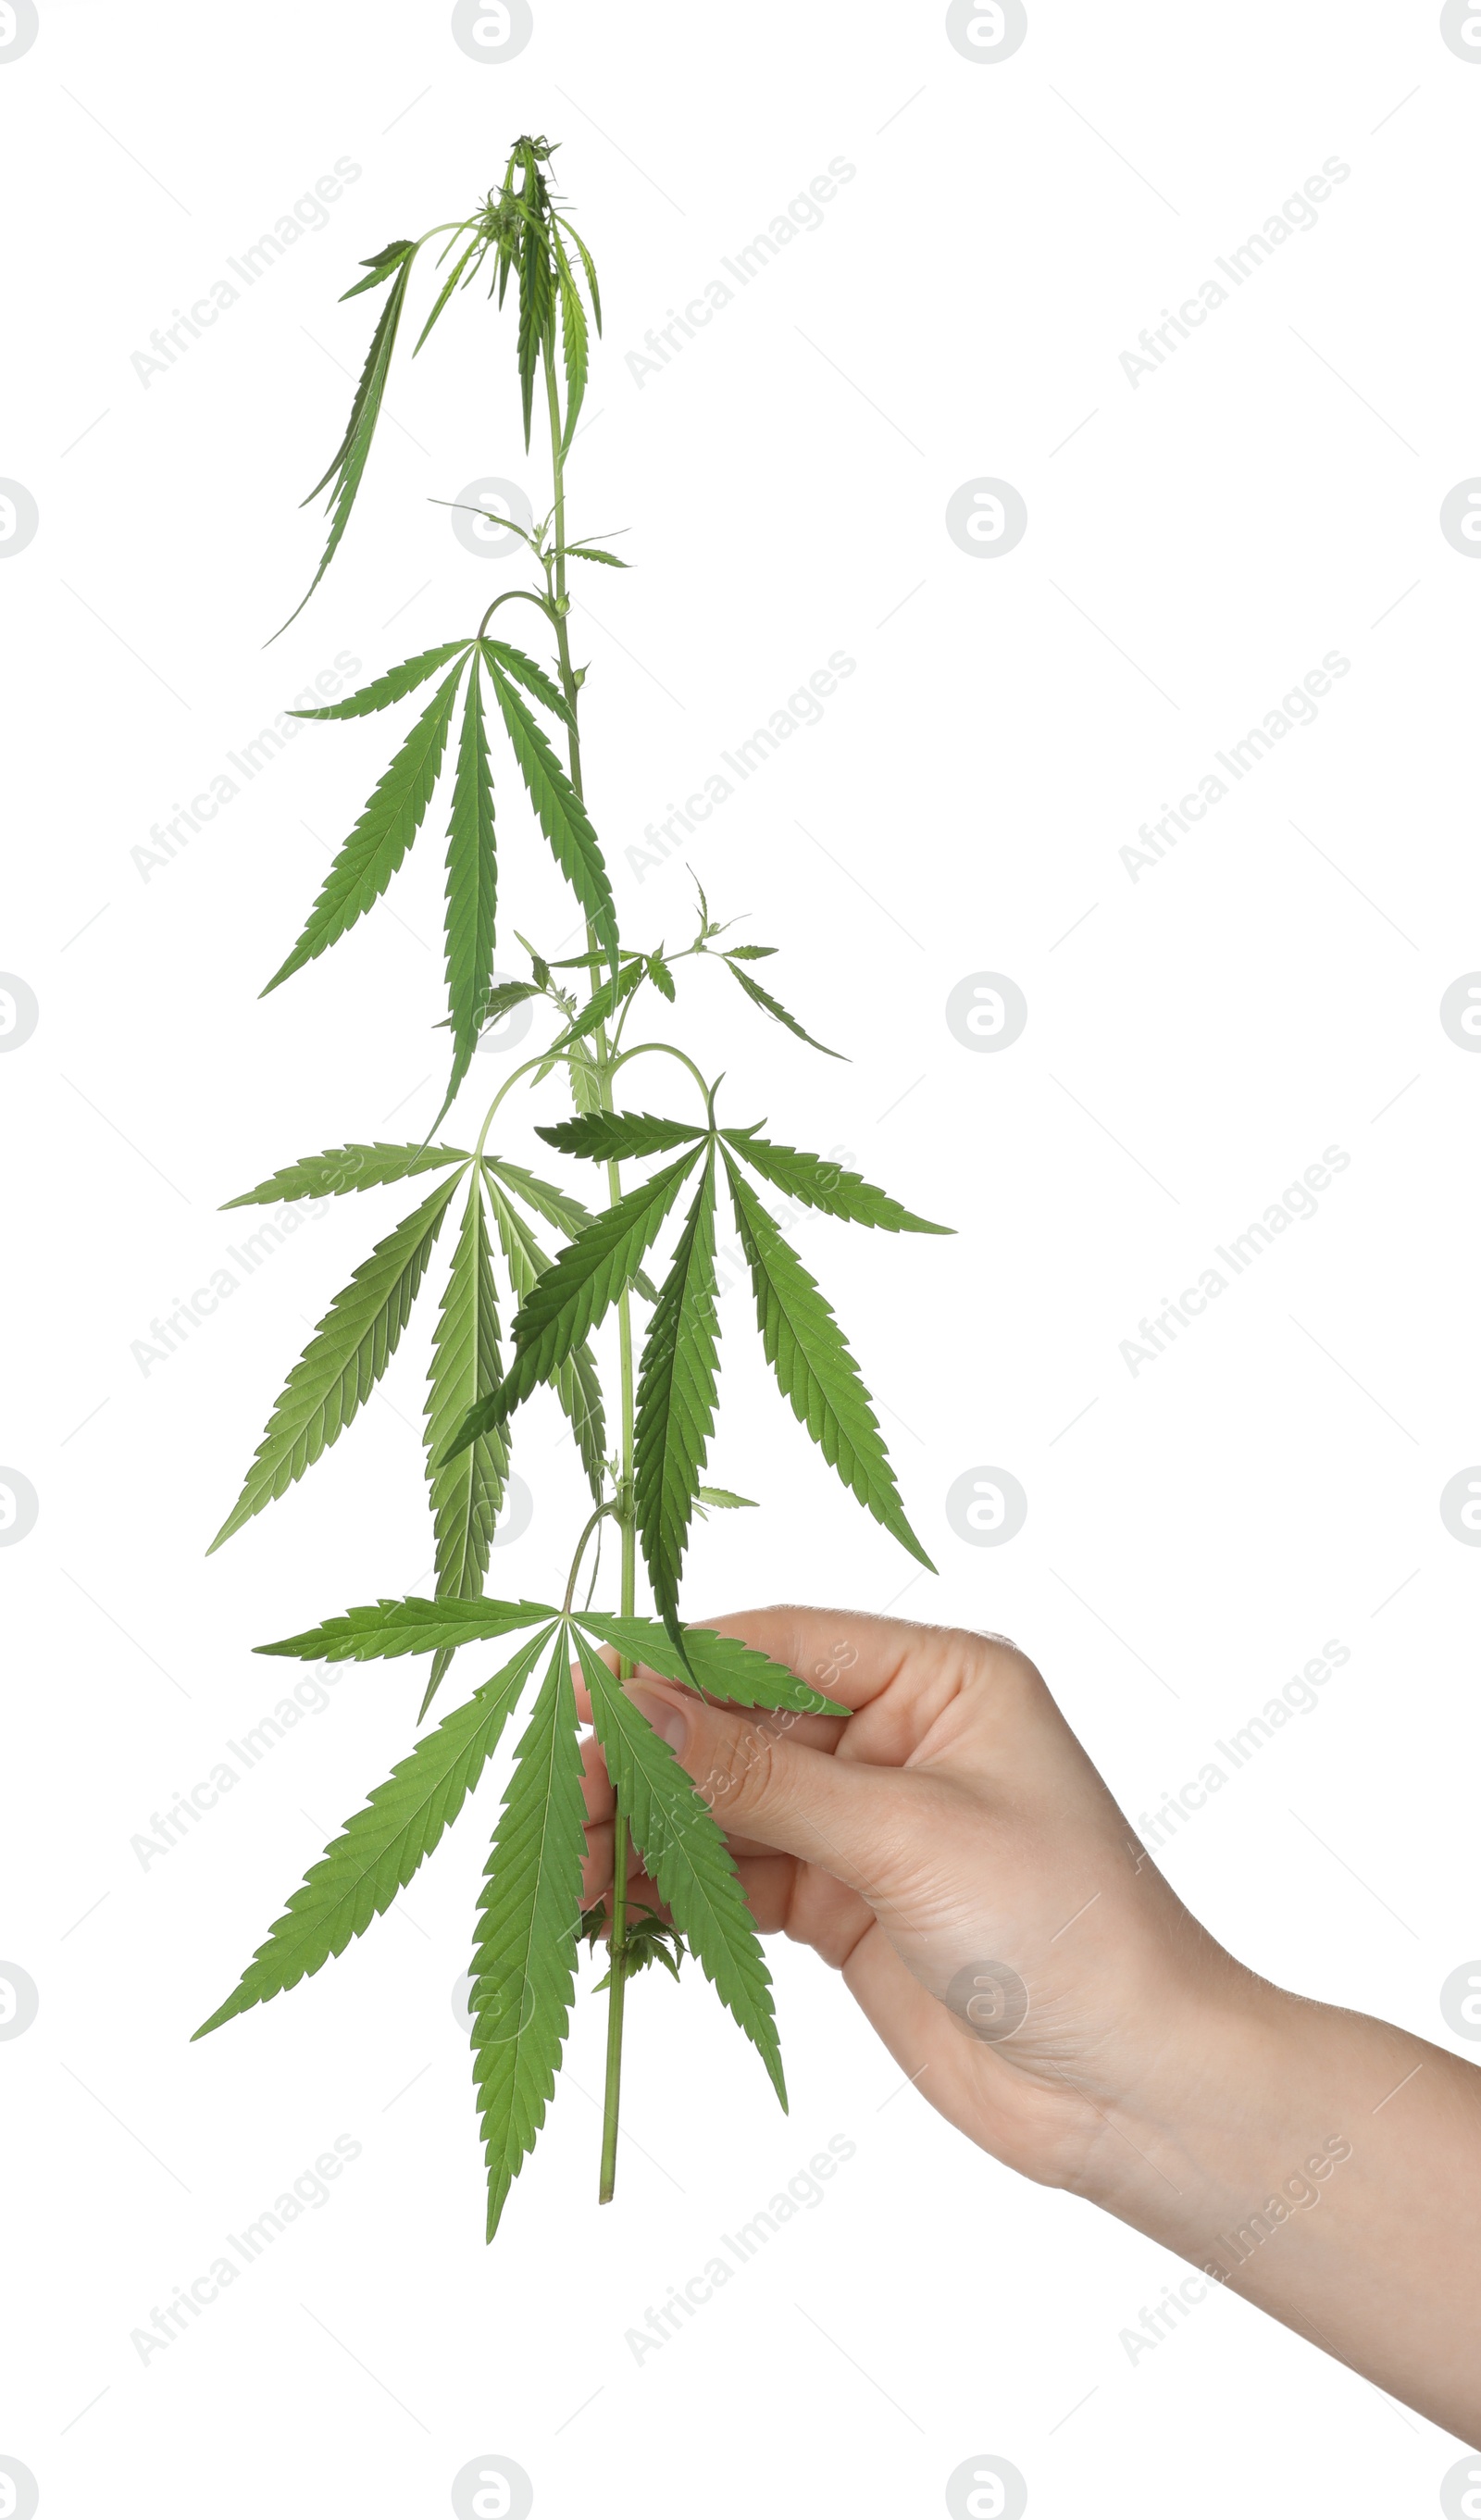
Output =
[
  {"x1": 561, "y1": 1503, "x2": 614, "y2": 1614},
  {"x1": 607, "y1": 1040, "x2": 716, "y2": 1109},
  {"x1": 600, "y1": 1273, "x2": 635, "y2": 2202},
  {"x1": 540, "y1": 330, "x2": 637, "y2": 2203},
  {"x1": 475, "y1": 586, "x2": 558, "y2": 639}
]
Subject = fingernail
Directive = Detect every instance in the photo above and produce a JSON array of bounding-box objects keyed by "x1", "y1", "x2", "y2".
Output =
[{"x1": 629, "y1": 1683, "x2": 691, "y2": 1756}]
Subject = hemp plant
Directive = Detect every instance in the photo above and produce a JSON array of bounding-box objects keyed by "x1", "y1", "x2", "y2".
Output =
[{"x1": 194, "y1": 137, "x2": 949, "y2": 2239}]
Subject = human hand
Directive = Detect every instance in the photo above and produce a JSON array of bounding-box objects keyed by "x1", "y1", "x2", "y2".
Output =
[
  {"x1": 578, "y1": 1603, "x2": 1252, "y2": 2202},
  {"x1": 579, "y1": 1603, "x2": 1481, "y2": 2444}
]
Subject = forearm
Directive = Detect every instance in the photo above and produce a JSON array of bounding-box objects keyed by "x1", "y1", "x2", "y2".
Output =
[{"x1": 1081, "y1": 1972, "x2": 1481, "y2": 2442}]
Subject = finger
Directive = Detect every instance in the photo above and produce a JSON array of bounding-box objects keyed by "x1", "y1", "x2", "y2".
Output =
[
  {"x1": 579, "y1": 1648, "x2": 844, "y2": 1770},
  {"x1": 691, "y1": 1603, "x2": 995, "y2": 1736},
  {"x1": 580, "y1": 1821, "x2": 662, "y2": 1914},
  {"x1": 626, "y1": 1676, "x2": 939, "y2": 1904},
  {"x1": 580, "y1": 1720, "x2": 783, "y2": 1844},
  {"x1": 580, "y1": 1805, "x2": 651, "y2": 1886},
  {"x1": 580, "y1": 1730, "x2": 615, "y2": 1825},
  {"x1": 691, "y1": 1605, "x2": 917, "y2": 1714},
  {"x1": 571, "y1": 1641, "x2": 619, "y2": 1728},
  {"x1": 579, "y1": 1610, "x2": 920, "y2": 1724},
  {"x1": 727, "y1": 1853, "x2": 878, "y2": 1962},
  {"x1": 728, "y1": 1853, "x2": 798, "y2": 1936},
  {"x1": 580, "y1": 1818, "x2": 628, "y2": 1901}
]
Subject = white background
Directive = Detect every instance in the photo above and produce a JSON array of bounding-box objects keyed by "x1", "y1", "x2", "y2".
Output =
[{"x1": 4, "y1": 2, "x2": 1481, "y2": 2513}]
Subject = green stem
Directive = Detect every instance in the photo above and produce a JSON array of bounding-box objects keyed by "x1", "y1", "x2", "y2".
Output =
[
  {"x1": 475, "y1": 586, "x2": 559, "y2": 639},
  {"x1": 561, "y1": 1503, "x2": 615, "y2": 1615},
  {"x1": 539, "y1": 326, "x2": 637, "y2": 2204},
  {"x1": 600, "y1": 1243, "x2": 635, "y2": 2205},
  {"x1": 472, "y1": 1050, "x2": 557, "y2": 1153},
  {"x1": 607, "y1": 1040, "x2": 716, "y2": 1113}
]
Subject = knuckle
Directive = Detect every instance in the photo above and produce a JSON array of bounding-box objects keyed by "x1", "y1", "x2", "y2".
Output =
[{"x1": 972, "y1": 1628, "x2": 1043, "y2": 1692}]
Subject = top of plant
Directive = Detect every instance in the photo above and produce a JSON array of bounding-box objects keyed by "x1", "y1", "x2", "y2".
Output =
[{"x1": 276, "y1": 131, "x2": 601, "y2": 639}]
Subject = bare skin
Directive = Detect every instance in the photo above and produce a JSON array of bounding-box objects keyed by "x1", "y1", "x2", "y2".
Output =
[{"x1": 577, "y1": 1607, "x2": 1481, "y2": 2446}]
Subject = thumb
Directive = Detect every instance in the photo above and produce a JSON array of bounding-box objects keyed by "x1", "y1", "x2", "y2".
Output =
[{"x1": 628, "y1": 1679, "x2": 924, "y2": 1903}]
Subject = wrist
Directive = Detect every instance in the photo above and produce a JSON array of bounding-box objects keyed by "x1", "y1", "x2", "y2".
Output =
[{"x1": 1065, "y1": 1965, "x2": 1337, "y2": 2258}]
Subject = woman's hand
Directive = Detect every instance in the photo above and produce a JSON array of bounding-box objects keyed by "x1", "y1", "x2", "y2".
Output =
[
  {"x1": 581, "y1": 1604, "x2": 1242, "y2": 2195},
  {"x1": 578, "y1": 1604, "x2": 1481, "y2": 2447}
]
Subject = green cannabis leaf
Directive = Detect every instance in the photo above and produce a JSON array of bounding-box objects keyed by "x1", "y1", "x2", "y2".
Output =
[
  {"x1": 450, "y1": 1149, "x2": 703, "y2": 1452},
  {"x1": 481, "y1": 637, "x2": 576, "y2": 730},
  {"x1": 722, "y1": 956, "x2": 843, "y2": 1059},
  {"x1": 258, "y1": 1593, "x2": 558, "y2": 1665},
  {"x1": 537, "y1": 1111, "x2": 704, "y2": 1162},
  {"x1": 695, "y1": 1486, "x2": 757, "y2": 1513},
  {"x1": 482, "y1": 1157, "x2": 595, "y2": 1243},
  {"x1": 342, "y1": 238, "x2": 417, "y2": 301},
  {"x1": 537, "y1": 958, "x2": 644, "y2": 1063},
  {"x1": 441, "y1": 653, "x2": 500, "y2": 1115},
  {"x1": 424, "y1": 1172, "x2": 509, "y2": 1714},
  {"x1": 481, "y1": 1170, "x2": 605, "y2": 1501},
  {"x1": 471, "y1": 1631, "x2": 586, "y2": 2239},
  {"x1": 573, "y1": 1633, "x2": 786, "y2": 2105},
  {"x1": 634, "y1": 1152, "x2": 719, "y2": 1643},
  {"x1": 193, "y1": 1628, "x2": 553, "y2": 2039},
  {"x1": 475, "y1": 979, "x2": 541, "y2": 1038},
  {"x1": 222, "y1": 1142, "x2": 469, "y2": 1207},
  {"x1": 578, "y1": 1616, "x2": 849, "y2": 1717},
  {"x1": 513, "y1": 155, "x2": 555, "y2": 452},
  {"x1": 724, "y1": 1130, "x2": 951, "y2": 1234},
  {"x1": 414, "y1": 229, "x2": 485, "y2": 356},
  {"x1": 484, "y1": 657, "x2": 618, "y2": 968},
  {"x1": 583, "y1": 1901, "x2": 684, "y2": 1990},
  {"x1": 289, "y1": 642, "x2": 472, "y2": 720},
  {"x1": 209, "y1": 1171, "x2": 465, "y2": 1553},
  {"x1": 554, "y1": 233, "x2": 588, "y2": 455},
  {"x1": 724, "y1": 1155, "x2": 934, "y2": 1572},
  {"x1": 275, "y1": 249, "x2": 415, "y2": 638},
  {"x1": 263, "y1": 659, "x2": 465, "y2": 994},
  {"x1": 564, "y1": 216, "x2": 603, "y2": 332}
]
